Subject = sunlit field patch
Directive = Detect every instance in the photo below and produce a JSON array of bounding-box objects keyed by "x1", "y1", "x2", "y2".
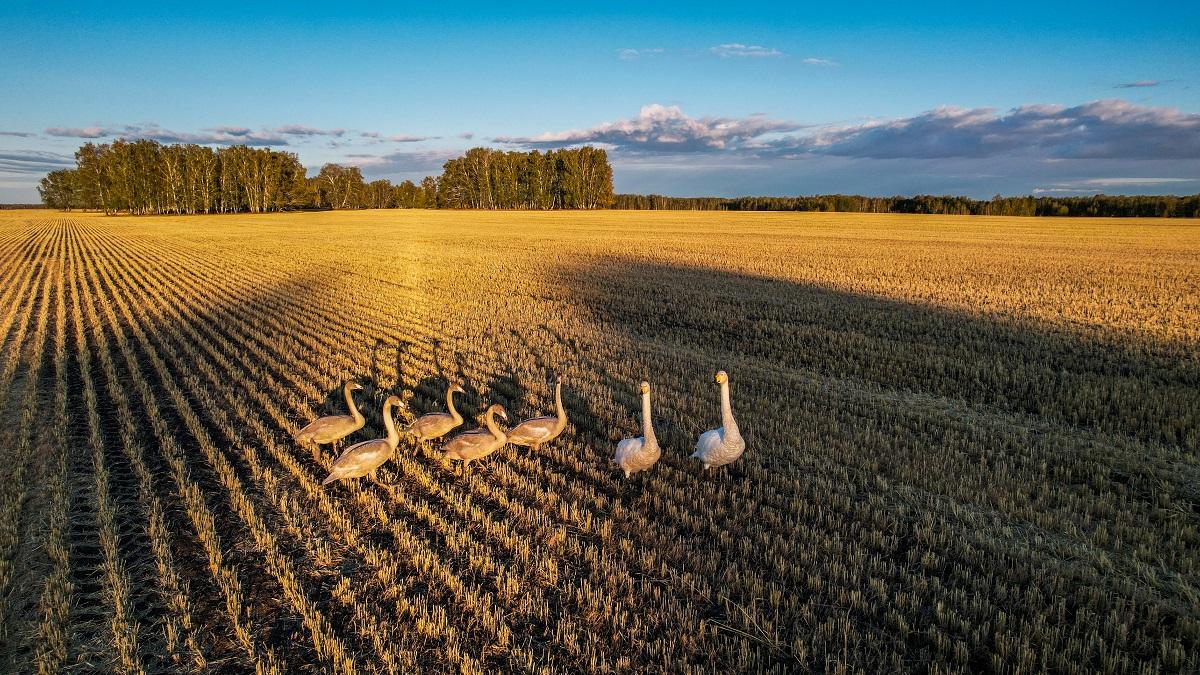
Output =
[{"x1": 0, "y1": 208, "x2": 1195, "y2": 673}]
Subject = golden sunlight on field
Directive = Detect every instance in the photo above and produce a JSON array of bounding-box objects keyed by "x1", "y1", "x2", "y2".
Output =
[{"x1": 0, "y1": 209, "x2": 1196, "y2": 673}]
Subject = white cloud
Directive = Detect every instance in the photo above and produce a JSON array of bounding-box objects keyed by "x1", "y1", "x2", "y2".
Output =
[
  {"x1": 802, "y1": 57, "x2": 837, "y2": 66},
  {"x1": 275, "y1": 124, "x2": 345, "y2": 137},
  {"x1": 497, "y1": 104, "x2": 801, "y2": 153},
  {"x1": 617, "y1": 48, "x2": 665, "y2": 60},
  {"x1": 45, "y1": 123, "x2": 288, "y2": 145},
  {"x1": 708, "y1": 43, "x2": 783, "y2": 58},
  {"x1": 1033, "y1": 177, "x2": 1197, "y2": 193},
  {"x1": 46, "y1": 126, "x2": 121, "y2": 139},
  {"x1": 346, "y1": 149, "x2": 458, "y2": 174},
  {"x1": 762, "y1": 99, "x2": 1200, "y2": 160},
  {"x1": 0, "y1": 150, "x2": 76, "y2": 174}
]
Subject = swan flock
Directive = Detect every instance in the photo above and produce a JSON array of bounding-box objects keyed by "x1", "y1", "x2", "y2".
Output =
[{"x1": 298, "y1": 370, "x2": 745, "y2": 486}]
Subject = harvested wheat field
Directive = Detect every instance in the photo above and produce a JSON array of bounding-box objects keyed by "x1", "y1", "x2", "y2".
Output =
[{"x1": 0, "y1": 208, "x2": 1196, "y2": 674}]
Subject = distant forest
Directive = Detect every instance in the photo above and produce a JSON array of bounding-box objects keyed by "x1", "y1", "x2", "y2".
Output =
[
  {"x1": 37, "y1": 140, "x2": 1198, "y2": 217},
  {"x1": 613, "y1": 193, "x2": 1200, "y2": 218},
  {"x1": 38, "y1": 141, "x2": 614, "y2": 214}
]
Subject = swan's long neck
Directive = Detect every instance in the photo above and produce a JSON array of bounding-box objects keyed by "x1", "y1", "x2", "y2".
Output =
[
  {"x1": 720, "y1": 381, "x2": 740, "y2": 439},
  {"x1": 446, "y1": 387, "x2": 462, "y2": 423},
  {"x1": 553, "y1": 381, "x2": 566, "y2": 432},
  {"x1": 383, "y1": 400, "x2": 400, "y2": 448},
  {"x1": 345, "y1": 384, "x2": 363, "y2": 423},
  {"x1": 641, "y1": 391, "x2": 657, "y2": 446},
  {"x1": 484, "y1": 408, "x2": 506, "y2": 441}
]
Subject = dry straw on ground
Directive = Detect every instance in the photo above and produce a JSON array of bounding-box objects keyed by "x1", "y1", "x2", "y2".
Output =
[{"x1": 0, "y1": 209, "x2": 1195, "y2": 673}]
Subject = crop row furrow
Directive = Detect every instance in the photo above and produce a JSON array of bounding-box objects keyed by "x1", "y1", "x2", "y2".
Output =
[
  {"x1": 70, "y1": 224, "x2": 217, "y2": 671},
  {"x1": 78, "y1": 218, "x2": 538, "y2": 672},
  {"x1": 31, "y1": 223, "x2": 74, "y2": 673},
  {"x1": 0, "y1": 223, "x2": 65, "y2": 669},
  {"x1": 117, "y1": 227, "x2": 790, "y2": 669},
  {"x1": 98, "y1": 224, "x2": 816, "y2": 662},
  {"x1": 73, "y1": 223, "x2": 291, "y2": 674},
  {"x1": 78, "y1": 226, "x2": 361, "y2": 673}
]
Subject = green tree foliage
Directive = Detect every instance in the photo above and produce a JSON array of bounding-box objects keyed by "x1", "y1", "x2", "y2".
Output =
[
  {"x1": 37, "y1": 139, "x2": 1196, "y2": 217},
  {"x1": 436, "y1": 147, "x2": 614, "y2": 209},
  {"x1": 41, "y1": 141, "x2": 616, "y2": 214},
  {"x1": 41, "y1": 140, "x2": 311, "y2": 214},
  {"x1": 613, "y1": 192, "x2": 1200, "y2": 217},
  {"x1": 37, "y1": 170, "x2": 78, "y2": 210}
]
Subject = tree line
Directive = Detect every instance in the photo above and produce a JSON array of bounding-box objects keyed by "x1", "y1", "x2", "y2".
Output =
[
  {"x1": 437, "y1": 147, "x2": 613, "y2": 209},
  {"x1": 612, "y1": 193, "x2": 1200, "y2": 218},
  {"x1": 39, "y1": 140, "x2": 614, "y2": 213},
  {"x1": 38, "y1": 139, "x2": 1195, "y2": 217}
]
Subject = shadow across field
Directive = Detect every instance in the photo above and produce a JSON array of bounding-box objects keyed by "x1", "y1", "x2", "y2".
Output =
[
  {"x1": 74, "y1": 224, "x2": 1199, "y2": 672},
  {"x1": 556, "y1": 255, "x2": 1199, "y2": 453},
  {"x1": 552, "y1": 256, "x2": 1200, "y2": 546}
]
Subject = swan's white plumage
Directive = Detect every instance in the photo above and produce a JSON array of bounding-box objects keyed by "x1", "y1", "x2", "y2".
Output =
[
  {"x1": 692, "y1": 371, "x2": 745, "y2": 469},
  {"x1": 296, "y1": 381, "x2": 365, "y2": 445},
  {"x1": 692, "y1": 427, "x2": 744, "y2": 469},
  {"x1": 614, "y1": 382, "x2": 660, "y2": 478},
  {"x1": 695, "y1": 428, "x2": 724, "y2": 455},
  {"x1": 322, "y1": 395, "x2": 404, "y2": 485}
]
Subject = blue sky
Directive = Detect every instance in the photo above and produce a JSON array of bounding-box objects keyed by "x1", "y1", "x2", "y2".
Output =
[{"x1": 2, "y1": 1, "x2": 1198, "y2": 200}]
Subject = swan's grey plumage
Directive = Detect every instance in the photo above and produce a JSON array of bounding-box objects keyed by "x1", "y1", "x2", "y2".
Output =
[
  {"x1": 443, "y1": 404, "x2": 508, "y2": 467},
  {"x1": 692, "y1": 370, "x2": 745, "y2": 469},
  {"x1": 613, "y1": 381, "x2": 661, "y2": 478},
  {"x1": 296, "y1": 381, "x2": 365, "y2": 445},
  {"x1": 507, "y1": 376, "x2": 568, "y2": 451},
  {"x1": 405, "y1": 383, "x2": 466, "y2": 441},
  {"x1": 322, "y1": 395, "x2": 405, "y2": 485}
]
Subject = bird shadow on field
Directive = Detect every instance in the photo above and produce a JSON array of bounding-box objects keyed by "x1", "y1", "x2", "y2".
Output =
[
  {"x1": 105, "y1": 267, "x2": 403, "y2": 663},
  {"x1": 396, "y1": 337, "x2": 479, "y2": 425},
  {"x1": 473, "y1": 326, "x2": 606, "y2": 470},
  {"x1": 534, "y1": 323, "x2": 653, "y2": 452},
  {"x1": 444, "y1": 348, "x2": 526, "y2": 425},
  {"x1": 505, "y1": 326, "x2": 602, "y2": 445},
  {"x1": 316, "y1": 337, "x2": 393, "y2": 427},
  {"x1": 552, "y1": 255, "x2": 1200, "y2": 510}
]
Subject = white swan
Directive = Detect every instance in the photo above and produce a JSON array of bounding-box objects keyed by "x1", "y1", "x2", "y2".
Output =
[
  {"x1": 322, "y1": 395, "x2": 405, "y2": 485},
  {"x1": 296, "y1": 381, "x2": 365, "y2": 445},
  {"x1": 692, "y1": 370, "x2": 745, "y2": 469},
  {"x1": 507, "y1": 375, "x2": 568, "y2": 451},
  {"x1": 405, "y1": 382, "x2": 466, "y2": 441},
  {"x1": 613, "y1": 381, "x2": 660, "y2": 478},
  {"x1": 443, "y1": 404, "x2": 509, "y2": 468}
]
